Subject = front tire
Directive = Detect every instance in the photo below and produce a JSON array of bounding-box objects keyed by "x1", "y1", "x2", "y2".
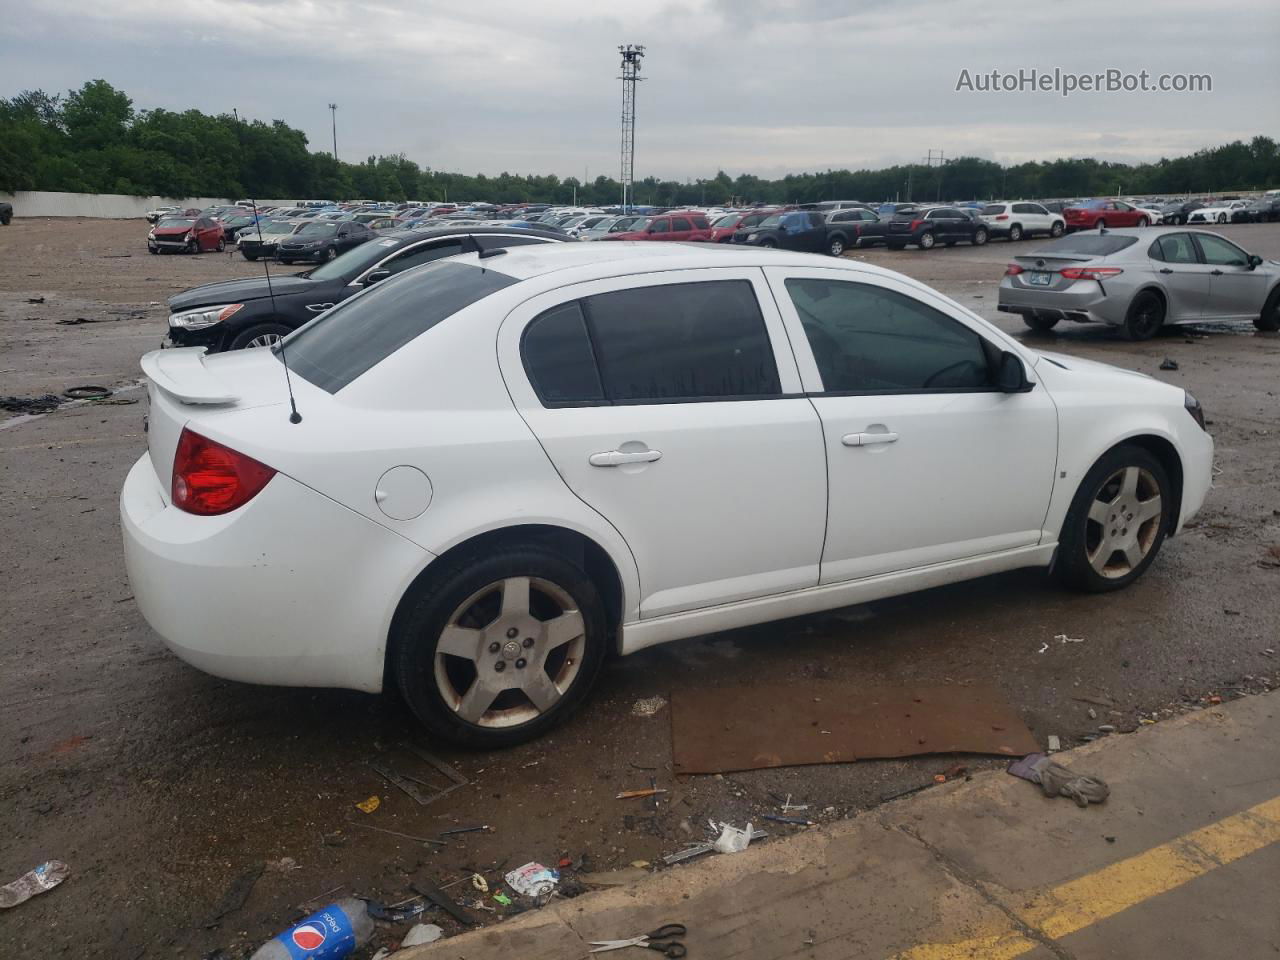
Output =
[
  {"x1": 756, "y1": 238, "x2": 776, "y2": 248},
  {"x1": 325, "y1": 245, "x2": 338, "y2": 261},
  {"x1": 972, "y1": 228, "x2": 988, "y2": 246},
  {"x1": 216, "y1": 237, "x2": 226, "y2": 252},
  {"x1": 1256, "y1": 288, "x2": 1280, "y2": 332},
  {"x1": 228, "y1": 322, "x2": 292, "y2": 350},
  {"x1": 1050, "y1": 221, "x2": 1065, "y2": 237},
  {"x1": 393, "y1": 546, "x2": 607, "y2": 748},
  {"x1": 1056, "y1": 445, "x2": 1171, "y2": 592},
  {"x1": 186, "y1": 239, "x2": 199, "y2": 255},
  {"x1": 1123, "y1": 290, "x2": 1165, "y2": 340},
  {"x1": 1217, "y1": 214, "x2": 1227, "y2": 224},
  {"x1": 1136, "y1": 217, "x2": 1149, "y2": 227}
]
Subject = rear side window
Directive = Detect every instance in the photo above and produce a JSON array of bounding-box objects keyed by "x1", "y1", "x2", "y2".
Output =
[
  {"x1": 1154, "y1": 234, "x2": 1197, "y2": 264},
  {"x1": 285, "y1": 262, "x2": 516, "y2": 393},
  {"x1": 692, "y1": 216, "x2": 710, "y2": 229},
  {"x1": 521, "y1": 280, "x2": 781, "y2": 405},
  {"x1": 785, "y1": 278, "x2": 991, "y2": 393},
  {"x1": 672, "y1": 217, "x2": 692, "y2": 231}
]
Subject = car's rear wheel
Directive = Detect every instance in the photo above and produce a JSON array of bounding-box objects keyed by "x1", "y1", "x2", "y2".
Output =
[
  {"x1": 918, "y1": 232, "x2": 936, "y2": 250},
  {"x1": 393, "y1": 546, "x2": 607, "y2": 748},
  {"x1": 972, "y1": 228, "x2": 988, "y2": 246},
  {"x1": 325, "y1": 245, "x2": 338, "y2": 261},
  {"x1": 828, "y1": 237, "x2": 846, "y2": 256},
  {"x1": 1056, "y1": 445, "x2": 1170, "y2": 592},
  {"x1": 1217, "y1": 213, "x2": 1227, "y2": 224},
  {"x1": 1256, "y1": 288, "x2": 1280, "y2": 332},
  {"x1": 757, "y1": 238, "x2": 776, "y2": 248},
  {"x1": 1008, "y1": 224, "x2": 1023, "y2": 242},
  {"x1": 1050, "y1": 221, "x2": 1065, "y2": 237},
  {"x1": 216, "y1": 237, "x2": 226, "y2": 252},
  {"x1": 1023, "y1": 314, "x2": 1060, "y2": 333},
  {"x1": 1123, "y1": 290, "x2": 1165, "y2": 340},
  {"x1": 228, "y1": 322, "x2": 292, "y2": 350}
]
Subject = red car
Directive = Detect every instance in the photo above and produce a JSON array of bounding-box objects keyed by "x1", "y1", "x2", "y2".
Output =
[
  {"x1": 707, "y1": 208, "x2": 787, "y2": 242},
  {"x1": 1062, "y1": 200, "x2": 1151, "y2": 232},
  {"x1": 601, "y1": 211, "x2": 712, "y2": 242},
  {"x1": 148, "y1": 216, "x2": 225, "y2": 254}
]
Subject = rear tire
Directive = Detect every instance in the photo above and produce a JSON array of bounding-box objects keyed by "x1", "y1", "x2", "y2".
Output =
[
  {"x1": 756, "y1": 238, "x2": 776, "y2": 248},
  {"x1": 1255, "y1": 288, "x2": 1280, "y2": 332},
  {"x1": 917, "y1": 232, "x2": 936, "y2": 250},
  {"x1": 1123, "y1": 290, "x2": 1166, "y2": 340},
  {"x1": 325, "y1": 245, "x2": 338, "y2": 261},
  {"x1": 828, "y1": 237, "x2": 846, "y2": 257},
  {"x1": 1008, "y1": 224, "x2": 1023, "y2": 242},
  {"x1": 228, "y1": 322, "x2": 292, "y2": 350},
  {"x1": 1023, "y1": 314, "x2": 1060, "y2": 333},
  {"x1": 393, "y1": 546, "x2": 608, "y2": 748},
  {"x1": 1056, "y1": 445, "x2": 1171, "y2": 593}
]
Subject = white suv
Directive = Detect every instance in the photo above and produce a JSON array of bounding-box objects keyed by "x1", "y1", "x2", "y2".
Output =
[
  {"x1": 122, "y1": 244, "x2": 1213, "y2": 747},
  {"x1": 980, "y1": 201, "x2": 1065, "y2": 242}
]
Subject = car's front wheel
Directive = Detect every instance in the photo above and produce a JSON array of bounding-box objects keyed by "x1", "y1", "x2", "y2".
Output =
[
  {"x1": 1256, "y1": 288, "x2": 1280, "y2": 332},
  {"x1": 1136, "y1": 217, "x2": 1149, "y2": 227},
  {"x1": 1056, "y1": 445, "x2": 1171, "y2": 592},
  {"x1": 216, "y1": 237, "x2": 226, "y2": 252},
  {"x1": 229, "y1": 322, "x2": 292, "y2": 350},
  {"x1": 1050, "y1": 221, "x2": 1065, "y2": 237},
  {"x1": 325, "y1": 245, "x2": 338, "y2": 261},
  {"x1": 972, "y1": 228, "x2": 988, "y2": 246},
  {"x1": 1217, "y1": 214, "x2": 1227, "y2": 224},
  {"x1": 186, "y1": 238, "x2": 199, "y2": 254},
  {"x1": 393, "y1": 546, "x2": 607, "y2": 748},
  {"x1": 1123, "y1": 290, "x2": 1165, "y2": 340}
]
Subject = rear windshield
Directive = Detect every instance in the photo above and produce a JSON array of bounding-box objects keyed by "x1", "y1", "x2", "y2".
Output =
[
  {"x1": 981, "y1": 205, "x2": 1006, "y2": 215},
  {"x1": 282, "y1": 261, "x2": 517, "y2": 393},
  {"x1": 1034, "y1": 235, "x2": 1139, "y2": 256}
]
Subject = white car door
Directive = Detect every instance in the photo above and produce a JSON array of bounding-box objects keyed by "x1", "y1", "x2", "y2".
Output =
[
  {"x1": 497, "y1": 267, "x2": 827, "y2": 618},
  {"x1": 1021, "y1": 202, "x2": 1053, "y2": 235},
  {"x1": 764, "y1": 266, "x2": 1059, "y2": 583}
]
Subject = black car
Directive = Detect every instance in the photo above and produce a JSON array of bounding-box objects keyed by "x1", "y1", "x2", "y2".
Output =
[
  {"x1": 1232, "y1": 198, "x2": 1280, "y2": 223},
  {"x1": 275, "y1": 221, "x2": 374, "y2": 264},
  {"x1": 166, "y1": 226, "x2": 570, "y2": 352},
  {"x1": 1156, "y1": 199, "x2": 1206, "y2": 225},
  {"x1": 856, "y1": 206, "x2": 989, "y2": 250},
  {"x1": 0, "y1": 201, "x2": 11, "y2": 226},
  {"x1": 218, "y1": 213, "x2": 261, "y2": 241}
]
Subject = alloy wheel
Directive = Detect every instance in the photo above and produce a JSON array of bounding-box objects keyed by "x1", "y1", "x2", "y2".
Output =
[
  {"x1": 1085, "y1": 466, "x2": 1162, "y2": 578},
  {"x1": 433, "y1": 576, "x2": 586, "y2": 728},
  {"x1": 246, "y1": 333, "x2": 283, "y2": 348}
]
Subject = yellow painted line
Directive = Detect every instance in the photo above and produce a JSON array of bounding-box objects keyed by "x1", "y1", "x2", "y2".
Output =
[{"x1": 893, "y1": 794, "x2": 1280, "y2": 959}]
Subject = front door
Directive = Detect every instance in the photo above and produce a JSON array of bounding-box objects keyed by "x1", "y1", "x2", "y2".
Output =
[
  {"x1": 765, "y1": 266, "x2": 1058, "y2": 582},
  {"x1": 498, "y1": 268, "x2": 827, "y2": 617},
  {"x1": 1194, "y1": 233, "x2": 1271, "y2": 320}
]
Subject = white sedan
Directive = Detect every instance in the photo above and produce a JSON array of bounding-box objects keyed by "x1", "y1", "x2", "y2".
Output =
[
  {"x1": 121, "y1": 244, "x2": 1214, "y2": 747},
  {"x1": 1190, "y1": 200, "x2": 1248, "y2": 224}
]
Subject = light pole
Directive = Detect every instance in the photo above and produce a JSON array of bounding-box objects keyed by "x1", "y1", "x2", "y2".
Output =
[{"x1": 328, "y1": 103, "x2": 338, "y2": 162}]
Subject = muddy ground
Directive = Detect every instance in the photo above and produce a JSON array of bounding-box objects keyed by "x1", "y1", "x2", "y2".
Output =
[{"x1": 2, "y1": 217, "x2": 1278, "y2": 957}]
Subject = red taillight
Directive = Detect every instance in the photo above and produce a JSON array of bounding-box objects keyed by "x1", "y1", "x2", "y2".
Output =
[
  {"x1": 1060, "y1": 267, "x2": 1124, "y2": 280},
  {"x1": 994, "y1": 214, "x2": 1009, "y2": 221},
  {"x1": 909, "y1": 219, "x2": 926, "y2": 230},
  {"x1": 172, "y1": 427, "x2": 276, "y2": 515},
  {"x1": 1005, "y1": 263, "x2": 1024, "y2": 276}
]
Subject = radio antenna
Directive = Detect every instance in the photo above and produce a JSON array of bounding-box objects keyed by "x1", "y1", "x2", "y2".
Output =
[{"x1": 250, "y1": 200, "x2": 302, "y2": 424}]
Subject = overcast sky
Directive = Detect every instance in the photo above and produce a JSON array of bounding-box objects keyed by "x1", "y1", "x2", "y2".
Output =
[{"x1": 3, "y1": 0, "x2": 1277, "y2": 181}]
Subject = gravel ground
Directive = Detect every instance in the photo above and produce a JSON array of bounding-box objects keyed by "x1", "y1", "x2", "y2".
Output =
[{"x1": 2, "y1": 216, "x2": 1278, "y2": 958}]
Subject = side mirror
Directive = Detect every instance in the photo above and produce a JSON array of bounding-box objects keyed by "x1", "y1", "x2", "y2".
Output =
[
  {"x1": 1248, "y1": 254, "x2": 1263, "y2": 270},
  {"x1": 996, "y1": 351, "x2": 1034, "y2": 393},
  {"x1": 363, "y1": 269, "x2": 391, "y2": 286}
]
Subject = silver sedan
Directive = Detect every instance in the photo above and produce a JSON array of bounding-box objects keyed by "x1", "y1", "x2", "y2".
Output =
[{"x1": 997, "y1": 227, "x2": 1280, "y2": 340}]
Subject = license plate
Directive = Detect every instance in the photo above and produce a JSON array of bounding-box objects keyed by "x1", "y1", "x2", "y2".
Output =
[{"x1": 1027, "y1": 271, "x2": 1052, "y2": 286}]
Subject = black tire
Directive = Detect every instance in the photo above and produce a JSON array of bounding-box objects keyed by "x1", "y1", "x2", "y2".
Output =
[
  {"x1": 1172, "y1": 214, "x2": 1184, "y2": 225},
  {"x1": 828, "y1": 236, "x2": 846, "y2": 257},
  {"x1": 1050, "y1": 221, "x2": 1064, "y2": 237},
  {"x1": 1217, "y1": 214, "x2": 1227, "y2": 224},
  {"x1": 228, "y1": 322, "x2": 292, "y2": 350},
  {"x1": 917, "y1": 231, "x2": 936, "y2": 250},
  {"x1": 393, "y1": 545, "x2": 608, "y2": 748},
  {"x1": 186, "y1": 239, "x2": 199, "y2": 255},
  {"x1": 216, "y1": 237, "x2": 226, "y2": 252},
  {"x1": 1136, "y1": 217, "x2": 1149, "y2": 227},
  {"x1": 1256, "y1": 288, "x2": 1280, "y2": 332},
  {"x1": 972, "y1": 228, "x2": 988, "y2": 246},
  {"x1": 148, "y1": 247, "x2": 158, "y2": 255},
  {"x1": 0, "y1": 212, "x2": 11, "y2": 226},
  {"x1": 1023, "y1": 314, "x2": 1060, "y2": 333},
  {"x1": 1096, "y1": 219, "x2": 1108, "y2": 230},
  {"x1": 1008, "y1": 224, "x2": 1024, "y2": 242},
  {"x1": 278, "y1": 259, "x2": 293, "y2": 265},
  {"x1": 756, "y1": 238, "x2": 776, "y2": 248},
  {"x1": 1123, "y1": 290, "x2": 1165, "y2": 340},
  {"x1": 242, "y1": 252, "x2": 258, "y2": 261},
  {"x1": 1056, "y1": 444, "x2": 1171, "y2": 592},
  {"x1": 325, "y1": 245, "x2": 338, "y2": 261}
]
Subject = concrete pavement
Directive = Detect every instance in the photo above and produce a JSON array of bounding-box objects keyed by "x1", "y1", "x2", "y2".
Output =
[{"x1": 403, "y1": 691, "x2": 1280, "y2": 959}]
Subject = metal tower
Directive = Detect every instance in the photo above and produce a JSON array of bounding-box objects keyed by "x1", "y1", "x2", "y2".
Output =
[{"x1": 618, "y1": 45, "x2": 645, "y2": 211}]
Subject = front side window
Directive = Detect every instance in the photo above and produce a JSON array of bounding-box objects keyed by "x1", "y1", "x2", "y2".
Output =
[
  {"x1": 1194, "y1": 233, "x2": 1248, "y2": 266},
  {"x1": 521, "y1": 280, "x2": 781, "y2": 405},
  {"x1": 785, "y1": 278, "x2": 991, "y2": 393}
]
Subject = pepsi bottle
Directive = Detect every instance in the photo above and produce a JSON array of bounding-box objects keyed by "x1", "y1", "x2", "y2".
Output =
[{"x1": 249, "y1": 898, "x2": 374, "y2": 959}]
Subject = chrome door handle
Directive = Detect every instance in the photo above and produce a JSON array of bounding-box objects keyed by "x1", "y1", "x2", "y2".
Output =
[
  {"x1": 589, "y1": 448, "x2": 662, "y2": 467},
  {"x1": 842, "y1": 432, "x2": 899, "y2": 447}
]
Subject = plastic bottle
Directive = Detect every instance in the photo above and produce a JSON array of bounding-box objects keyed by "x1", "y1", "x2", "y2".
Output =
[{"x1": 248, "y1": 898, "x2": 373, "y2": 959}]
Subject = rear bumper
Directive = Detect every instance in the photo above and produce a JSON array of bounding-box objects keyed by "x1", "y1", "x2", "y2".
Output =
[
  {"x1": 121, "y1": 452, "x2": 431, "y2": 693},
  {"x1": 997, "y1": 277, "x2": 1121, "y2": 325}
]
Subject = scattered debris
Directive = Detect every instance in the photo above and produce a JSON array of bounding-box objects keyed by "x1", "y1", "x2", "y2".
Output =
[
  {"x1": 492, "y1": 891, "x2": 513, "y2": 906},
  {"x1": 711, "y1": 821, "x2": 755, "y2": 854},
  {"x1": 56, "y1": 316, "x2": 122, "y2": 326},
  {"x1": 1098, "y1": 724, "x2": 1117, "y2": 733},
  {"x1": 401, "y1": 923, "x2": 444, "y2": 947},
  {"x1": 0, "y1": 394, "x2": 66, "y2": 414},
  {"x1": 780, "y1": 794, "x2": 808, "y2": 812},
  {"x1": 374, "y1": 743, "x2": 471, "y2": 805},
  {"x1": 1159, "y1": 358, "x2": 1179, "y2": 371},
  {"x1": 26, "y1": 297, "x2": 45, "y2": 304},
  {"x1": 1087, "y1": 707, "x2": 1098, "y2": 720},
  {"x1": 355, "y1": 795, "x2": 381, "y2": 814},
  {"x1": 1037, "y1": 642, "x2": 1049, "y2": 654},
  {"x1": 1105, "y1": 836, "x2": 1117, "y2": 844},
  {"x1": 629, "y1": 860, "x2": 650, "y2": 869},
  {"x1": 345, "y1": 820, "x2": 446, "y2": 847},
  {"x1": 631, "y1": 696, "x2": 667, "y2": 717},
  {"x1": 62, "y1": 385, "x2": 113, "y2": 400},
  {"x1": 365, "y1": 899, "x2": 427, "y2": 923},
  {"x1": 1, "y1": 860, "x2": 70, "y2": 909},
  {"x1": 589, "y1": 923, "x2": 688, "y2": 956},
  {"x1": 763, "y1": 814, "x2": 814, "y2": 826},
  {"x1": 1047, "y1": 735, "x2": 1061, "y2": 752},
  {"x1": 470, "y1": 874, "x2": 488, "y2": 893},
  {"x1": 248, "y1": 897, "x2": 373, "y2": 958},
  {"x1": 880, "y1": 783, "x2": 932, "y2": 803},
  {"x1": 616, "y1": 787, "x2": 667, "y2": 800},
  {"x1": 1007, "y1": 753, "x2": 1110, "y2": 807},
  {"x1": 265, "y1": 857, "x2": 299, "y2": 874},
  {"x1": 411, "y1": 880, "x2": 476, "y2": 926},
  {"x1": 504, "y1": 862, "x2": 560, "y2": 898},
  {"x1": 1055, "y1": 634, "x2": 1084, "y2": 644}
]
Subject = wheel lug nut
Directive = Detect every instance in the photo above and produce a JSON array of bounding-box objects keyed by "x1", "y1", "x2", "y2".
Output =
[
  {"x1": 494, "y1": 661, "x2": 506, "y2": 672},
  {"x1": 522, "y1": 637, "x2": 535, "y2": 648},
  {"x1": 488, "y1": 641, "x2": 500, "y2": 653},
  {"x1": 506, "y1": 627, "x2": 519, "y2": 639},
  {"x1": 515, "y1": 658, "x2": 527, "y2": 669}
]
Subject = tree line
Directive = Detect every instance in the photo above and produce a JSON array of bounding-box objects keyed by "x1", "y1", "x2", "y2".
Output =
[{"x1": 2, "y1": 80, "x2": 1277, "y2": 206}]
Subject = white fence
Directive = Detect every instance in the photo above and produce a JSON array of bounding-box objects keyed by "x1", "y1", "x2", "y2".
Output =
[{"x1": 0, "y1": 191, "x2": 294, "y2": 219}]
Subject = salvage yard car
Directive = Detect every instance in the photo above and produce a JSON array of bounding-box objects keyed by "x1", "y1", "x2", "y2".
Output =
[
  {"x1": 979, "y1": 202, "x2": 1066, "y2": 242},
  {"x1": 124, "y1": 243, "x2": 1213, "y2": 747},
  {"x1": 998, "y1": 227, "x2": 1280, "y2": 338},
  {"x1": 855, "y1": 206, "x2": 990, "y2": 250},
  {"x1": 735, "y1": 209, "x2": 859, "y2": 257},
  {"x1": 236, "y1": 219, "x2": 304, "y2": 261},
  {"x1": 167, "y1": 225, "x2": 568, "y2": 351},
  {"x1": 148, "y1": 216, "x2": 225, "y2": 254},
  {"x1": 275, "y1": 220, "x2": 374, "y2": 264},
  {"x1": 1064, "y1": 200, "x2": 1151, "y2": 231}
]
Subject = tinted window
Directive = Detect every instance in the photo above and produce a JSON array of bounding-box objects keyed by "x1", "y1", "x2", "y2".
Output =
[
  {"x1": 692, "y1": 216, "x2": 710, "y2": 229},
  {"x1": 285, "y1": 262, "x2": 517, "y2": 393},
  {"x1": 785, "y1": 278, "x2": 991, "y2": 393},
  {"x1": 381, "y1": 238, "x2": 464, "y2": 276},
  {"x1": 1155, "y1": 234, "x2": 1198, "y2": 264},
  {"x1": 982, "y1": 205, "x2": 1006, "y2": 215},
  {"x1": 583, "y1": 280, "x2": 780, "y2": 402},
  {"x1": 807, "y1": 213, "x2": 825, "y2": 227},
  {"x1": 1036, "y1": 235, "x2": 1139, "y2": 256},
  {"x1": 477, "y1": 235, "x2": 549, "y2": 251},
  {"x1": 672, "y1": 217, "x2": 692, "y2": 231},
  {"x1": 1011, "y1": 203, "x2": 1032, "y2": 214},
  {"x1": 649, "y1": 219, "x2": 671, "y2": 234},
  {"x1": 1194, "y1": 233, "x2": 1248, "y2": 266},
  {"x1": 1027, "y1": 203, "x2": 1048, "y2": 215},
  {"x1": 522, "y1": 302, "x2": 604, "y2": 404}
]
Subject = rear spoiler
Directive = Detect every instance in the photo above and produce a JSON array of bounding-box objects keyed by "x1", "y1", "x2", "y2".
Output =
[{"x1": 140, "y1": 347, "x2": 239, "y2": 405}]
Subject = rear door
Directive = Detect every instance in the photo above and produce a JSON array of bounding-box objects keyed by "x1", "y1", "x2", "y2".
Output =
[
  {"x1": 1148, "y1": 233, "x2": 1211, "y2": 321},
  {"x1": 670, "y1": 216, "x2": 693, "y2": 241},
  {"x1": 498, "y1": 268, "x2": 827, "y2": 617}
]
